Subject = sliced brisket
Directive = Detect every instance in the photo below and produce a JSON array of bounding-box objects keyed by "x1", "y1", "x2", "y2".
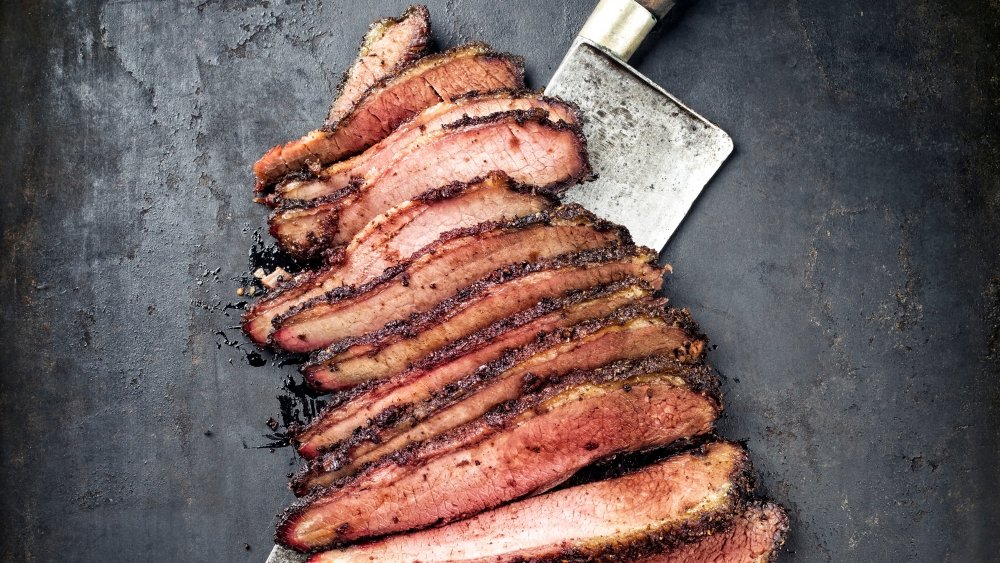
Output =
[
  {"x1": 269, "y1": 205, "x2": 627, "y2": 353},
  {"x1": 243, "y1": 173, "x2": 556, "y2": 345},
  {"x1": 254, "y1": 43, "x2": 525, "y2": 189},
  {"x1": 294, "y1": 277, "x2": 657, "y2": 462},
  {"x1": 277, "y1": 359, "x2": 726, "y2": 552},
  {"x1": 301, "y1": 244, "x2": 664, "y2": 391},
  {"x1": 326, "y1": 5, "x2": 431, "y2": 126},
  {"x1": 274, "y1": 92, "x2": 580, "y2": 205},
  {"x1": 293, "y1": 300, "x2": 705, "y2": 491},
  {"x1": 306, "y1": 442, "x2": 754, "y2": 562},
  {"x1": 268, "y1": 110, "x2": 590, "y2": 258}
]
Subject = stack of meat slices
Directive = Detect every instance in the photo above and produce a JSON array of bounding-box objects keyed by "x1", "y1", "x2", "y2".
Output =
[{"x1": 244, "y1": 6, "x2": 789, "y2": 562}]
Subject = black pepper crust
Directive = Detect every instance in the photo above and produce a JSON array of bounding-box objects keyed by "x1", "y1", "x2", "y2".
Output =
[
  {"x1": 325, "y1": 5, "x2": 432, "y2": 128},
  {"x1": 301, "y1": 243, "x2": 660, "y2": 373},
  {"x1": 268, "y1": 204, "x2": 632, "y2": 337},
  {"x1": 289, "y1": 301, "x2": 708, "y2": 493},
  {"x1": 410, "y1": 170, "x2": 563, "y2": 207},
  {"x1": 280, "y1": 440, "x2": 750, "y2": 554},
  {"x1": 266, "y1": 109, "x2": 593, "y2": 258}
]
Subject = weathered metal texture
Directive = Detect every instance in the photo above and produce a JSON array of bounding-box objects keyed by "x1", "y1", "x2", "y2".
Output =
[
  {"x1": 1, "y1": 1, "x2": 998, "y2": 562},
  {"x1": 548, "y1": 39, "x2": 733, "y2": 250}
]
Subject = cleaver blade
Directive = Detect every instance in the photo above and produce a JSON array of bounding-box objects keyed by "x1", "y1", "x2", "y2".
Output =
[{"x1": 546, "y1": 0, "x2": 733, "y2": 251}]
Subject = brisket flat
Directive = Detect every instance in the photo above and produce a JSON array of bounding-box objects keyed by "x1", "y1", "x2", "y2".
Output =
[
  {"x1": 294, "y1": 277, "x2": 656, "y2": 463},
  {"x1": 274, "y1": 92, "x2": 580, "y2": 205},
  {"x1": 243, "y1": 173, "x2": 556, "y2": 345},
  {"x1": 636, "y1": 503, "x2": 789, "y2": 563},
  {"x1": 268, "y1": 109, "x2": 590, "y2": 258},
  {"x1": 277, "y1": 359, "x2": 725, "y2": 552},
  {"x1": 254, "y1": 43, "x2": 525, "y2": 189},
  {"x1": 305, "y1": 441, "x2": 753, "y2": 562},
  {"x1": 326, "y1": 6, "x2": 431, "y2": 127},
  {"x1": 269, "y1": 205, "x2": 627, "y2": 353},
  {"x1": 293, "y1": 300, "x2": 705, "y2": 491},
  {"x1": 302, "y1": 244, "x2": 664, "y2": 391}
]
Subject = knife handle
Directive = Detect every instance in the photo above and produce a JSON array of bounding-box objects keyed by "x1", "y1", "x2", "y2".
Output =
[{"x1": 577, "y1": 0, "x2": 675, "y2": 62}]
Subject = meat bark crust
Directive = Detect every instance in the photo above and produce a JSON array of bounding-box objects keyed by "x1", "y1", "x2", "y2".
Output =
[
  {"x1": 269, "y1": 205, "x2": 630, "y2": 353},
  {"x1": 273, "y1": 91, "x2": 582, "y2": 206},
  {"x1": 268, "y1": 109, "x2": 592, "y2": 258},
  {"x1": 276, "y1": 368, "x2": 730, "y2": 552},
  {"x1": 326, "y1": 5, "x2": 431, "y2": 127},
  {"x1": 292, "y1": 277, "x2": 660, "y2": 463},
  {"x1": 299, "y1": 244, "x2": 664, "y2": 391},
  {"x1": 292, "y1": 300, "x2": 707, "y2": 491},
  {"x1": 242, "y1": 173, "x2": 557, "y2": 345},
  {"x1": 636, "y1": 503, "x2": 790, "y2": 563},
  {"x1": 253, "y1": 43, "x2": 525, "y2": 189}
]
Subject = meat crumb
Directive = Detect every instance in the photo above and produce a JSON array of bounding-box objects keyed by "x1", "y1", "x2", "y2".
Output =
[{"x1": 261, "y1": 267, "x2": 291, "y2": 289}]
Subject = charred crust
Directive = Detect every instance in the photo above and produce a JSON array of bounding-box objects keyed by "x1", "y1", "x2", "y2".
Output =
[
  {"x1": 269, "y1": 177, "x2": 362, "y2": 213},
  {"x1": 270, "y1": 205, "x2": 633, "y2": 333},
  {"x1": 411, "y1": 171, "x2": 561, "y2": 207},
  {"x1": 266, "y1": 195, "x2": 349, "y2": 260}
]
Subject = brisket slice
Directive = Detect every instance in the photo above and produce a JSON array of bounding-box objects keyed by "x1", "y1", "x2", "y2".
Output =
[
  {"x1": 635, "y1": 503, "x2": 790, "y2": 563},
  {"x1": 254, "y1": 43, "x2": 525, "y2": 189},
  {"x1": 293, "y1": 300, "x2": 706, "y2": 492},
  {"x1": 326, "y1": 5, "x2": 431, "y2": 127},
  {"x1": 277, "y1": 359, "x2": 725, "y2": 551},
  {"x1": 270, "y1": 205, "x2": 627, "y2": 353},
  {"x1": 294, "y1": 277, "x2": 656, "y2": 462},
  {"x1": 301, "y1": 244, "x2": 663, "y2": 392},
  {"x1": 243, "y1": 173, "x2": 556, "y2": 345},
  {"x1": 274, "y1": 92, "x2": 580, "y2": 205},
  {"x1": 306, "y1": 441, "x2": 753, "y2": 562},
  {"x1": 269, "y1": 110, "x2": 591, "y2": 258}
]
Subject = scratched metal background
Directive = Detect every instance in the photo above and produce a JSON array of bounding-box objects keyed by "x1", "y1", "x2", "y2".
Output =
[{"x1": 2, "y1": 1, "x2": 998, "y2": 561}]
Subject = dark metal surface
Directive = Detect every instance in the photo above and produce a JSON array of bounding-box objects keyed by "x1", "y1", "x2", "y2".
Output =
[{"x1": 1, "y1": 1, "x2": 998, "y2": 561}]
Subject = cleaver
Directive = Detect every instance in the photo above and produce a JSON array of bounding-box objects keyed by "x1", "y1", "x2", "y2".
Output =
[{"x1": 266, "y1": 1, "x2": 731, "y2": 561}]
